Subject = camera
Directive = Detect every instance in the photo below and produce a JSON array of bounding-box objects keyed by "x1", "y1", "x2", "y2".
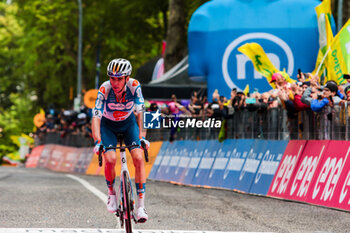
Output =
[
  {"x1": 343, "y1": 74, "x2": 350, "y2": 79},
  {"x1": 268, "y1": 96, "x2": 276, "y2": 103},
  {"x1": 329, "y1": 95, "x2": 333, "y2": 102}
]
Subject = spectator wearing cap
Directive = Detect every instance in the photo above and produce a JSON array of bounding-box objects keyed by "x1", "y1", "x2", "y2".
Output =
[
  {"x1": 270, "y1": 71, "x2": 293, "y2": 90},
  {"x1": 234, "y1": 91, "x2": 247, "y2": 110},
  {"x1": 309, "y1": 81, "x2": 340, "y2": 112},
  {"x1": 344, "y1": 86, "x2": 350, "y2": 101}
]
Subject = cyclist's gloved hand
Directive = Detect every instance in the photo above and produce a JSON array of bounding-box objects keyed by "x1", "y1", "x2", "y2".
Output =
[
  {"x1": 93, "y1": 140, "x2": 105, "y2": 155},
  {"x1": 140, "y1": 137, "x2": 150, "y2": 150}
]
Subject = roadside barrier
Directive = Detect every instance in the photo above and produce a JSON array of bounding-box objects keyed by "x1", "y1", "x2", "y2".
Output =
[
  {"x1": 25, "y1": 145, "x2": 45, "y2": 168},
  {"x1": 26, "y1": 142, "x2": 162, "y2": 178},
  {"x1": 249, "y1": 140, "x2": 288, "y2": 195},
  {"x1": 26, "y1": 138, "x2": 350, "y2": 211}
]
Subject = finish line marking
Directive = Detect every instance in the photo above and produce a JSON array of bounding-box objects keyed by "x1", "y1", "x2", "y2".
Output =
[{"x1": 0, "y1": 229, "x2": 274, "y2": 233}]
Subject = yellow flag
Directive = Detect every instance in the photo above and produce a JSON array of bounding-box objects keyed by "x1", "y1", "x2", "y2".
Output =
[
  {"x1": 243, "y1": 84, "x2": 249, "y2": 96},
  {"x1": 238, "y1": 42, "x2": 295, "y2": 89},
  {"x1": 323, "y1": 17, "x2": 337, "y2": 83},
  {"x1": 312, "y1": 0, "x2": 334, "y2": 76},
  {"x1": 326, "y1": 19, "x2": 350, "y2": 85},
  {"x1": 238, "y1": 43, "x2": 278, "y2": 83}
]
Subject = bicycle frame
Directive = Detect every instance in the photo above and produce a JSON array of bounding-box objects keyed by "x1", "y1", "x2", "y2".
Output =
[
  {"x1": 99, "y1": 135, "x2": 148, "y2": 232},
  {"x1": 116, "y1": 144, "x2": 136, "y2": 226}
]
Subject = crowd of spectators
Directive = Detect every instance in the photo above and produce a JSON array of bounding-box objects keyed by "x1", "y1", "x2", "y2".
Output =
[
  {"x1": 34, "y1": 105, "x2": 93, "y2": 143},
  {"x1": 35, "y1": 72, "x2": 350, "y2": 144},
  {"x1": 148, "y1": 72, "x2": 350, "y2": 120},
  {"x1": 144, "y1": 72, "x2": 350, "y2": 140}
]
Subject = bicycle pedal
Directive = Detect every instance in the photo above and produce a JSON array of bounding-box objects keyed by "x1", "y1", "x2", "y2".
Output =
[{"x1": 115, "y1": 210, "x2": 120, "y2": 217}]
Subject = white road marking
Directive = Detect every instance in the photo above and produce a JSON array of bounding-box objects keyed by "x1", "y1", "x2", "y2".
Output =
[
  {"x1": 0, "y1": 229, "x2": 274, "y2": 233},
  {"x1": 66, "y1": 174, "x2": 107, "y2": 204},
  {"x1": 66, "y1": 174, "x2": 121, "y2": 229}
]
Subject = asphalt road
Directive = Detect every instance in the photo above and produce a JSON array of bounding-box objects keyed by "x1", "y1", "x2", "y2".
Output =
[{"x1": 1, "y1": 166, "x2": 350, "y2": 232}]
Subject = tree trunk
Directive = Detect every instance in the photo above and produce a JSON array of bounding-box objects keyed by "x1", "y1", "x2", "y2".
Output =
[
  {"x1": 164, "y1": 0, "x2": 187, "y2": 72},
  {"x1": 343, "y1": 0, "x2": 350, "y2": 26}
]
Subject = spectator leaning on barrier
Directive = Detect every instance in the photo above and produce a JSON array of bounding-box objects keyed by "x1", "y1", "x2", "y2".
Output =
[
  {"x1": 304, "y1": 81, "x2": 340, "y2": 113},
  {"x1": 344, "y1": 85, "x2": 350, "y2": 101},
  {"x1": 293, "y1": 81, "x2": 310, "y2": 111}
]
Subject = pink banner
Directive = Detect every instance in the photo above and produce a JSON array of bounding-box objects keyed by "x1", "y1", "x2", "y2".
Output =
[
  {"x1": 306, "y1": 140, "x2": 350, "y2": 210},
  {"x1": 267, "y1": 140, "x2": 306, "y2": 198},
  {"x1": 56, "y1": 147, "x2": 80, "y2": 173},
  {"x1": 37, "y1": 144, "x2": 55, "y2": 168},
  {"x1": 25, "y1": 145, "x2": 44, "y2": 168},
  {"x1": 46, "y1": 145, "x2": 66, "y2": 171},
  {"x1": 284, "y1": 140, "x2": 330, "y2": 202}
]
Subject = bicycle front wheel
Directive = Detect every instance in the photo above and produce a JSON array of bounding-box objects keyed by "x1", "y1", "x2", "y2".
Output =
[{"x1": 122, "y1": 170, "x2": 132, "y2": 233}]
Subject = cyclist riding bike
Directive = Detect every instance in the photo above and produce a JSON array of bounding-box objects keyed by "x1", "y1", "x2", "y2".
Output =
[{"x1": 91, "y1": 58, "x2": 150, "y2": 223}]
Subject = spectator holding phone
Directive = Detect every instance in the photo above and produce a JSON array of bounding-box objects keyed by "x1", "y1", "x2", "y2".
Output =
[{"x1": 308, "y1": 81, "x2": 340, "y2": 112}]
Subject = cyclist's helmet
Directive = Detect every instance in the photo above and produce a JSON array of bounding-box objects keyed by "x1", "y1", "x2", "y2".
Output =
[{"x1": 107, "y1": 58, "x2": 132, "y2": 77}]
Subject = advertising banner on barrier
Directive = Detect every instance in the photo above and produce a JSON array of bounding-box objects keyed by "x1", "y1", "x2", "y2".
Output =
[
  {"x1": 182, "y1": 140, "x2": 207, "y2": 185},
  {"x1": 220, "y1": 139, "x2": 255, "y2": 190},
  {"x1": 234, "y1": 140, "x2": 269, "y2": 192},
  {"x1": 206, "y1": 139, "x2": 237, "y2": 188},
  {"x1": 37, "y1": 144, "x2": 55, "y2": 168},
  {"x1": 249, "y1": 140, "x2": 288, "y2": 195},
  {"x1": 85, "y1": 153, "x2": 105, "y2": 176},
  {"x1": 46, "y1": 145, "x2": 67, "y2": 171},
  {"x1": 162, "y1": 141, "x2": 185, "y2": 182},
  {"x1": 154, "y1": 141, "x2": 177, "y2": 181},
  {"x1": 172, "y1": 140, "x2": 195, "y2": 184},
  {"x1": 25, "y1": 145, "x2": 45, "y2": 168},
  {"x1": 284, "y1": 140, "x2": 329, "y2": 202},
  {"x1": 148, "y1": 142, "x2": 169, "y2": 179},
  {"x1": 145, "y1": 141, "x2": 163, "y2": 178},
  {"x1": 74, "y1": 147, "x2": 94, "y2": 174},
  {"x1": 267, "y1": 140, "x2": 306, "y2": 198},
  {"x1": 192, "y1": 140, "x2": 220, "y2": 186},
  {"x1": 57, "y1": 147, "x2": 80, "y2": 172},
  {"x1": 306, "y1": 140, "x2": 350, "y2": 210}
]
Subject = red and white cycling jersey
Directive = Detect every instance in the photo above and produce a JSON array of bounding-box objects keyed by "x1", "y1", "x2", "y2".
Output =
[{"x1": 93, "y1": 78, "x2": 145, "y2": 121}]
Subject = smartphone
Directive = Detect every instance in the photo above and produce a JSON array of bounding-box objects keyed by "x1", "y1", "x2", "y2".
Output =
[
  {"x1": 298, "y1": 69, "x2": 302, "y2": 79},
  {"x1": 329, "y1": 95, "x2": 333, "y2": 102}
]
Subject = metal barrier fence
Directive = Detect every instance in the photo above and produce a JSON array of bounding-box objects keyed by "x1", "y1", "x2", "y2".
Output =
[
  {"x1": 34, "y1": 132, "x2": 94, "y2": 147},
  {"x1": 35, "y1": 103, "x2": 350, "y2": 147},
  {"x1": 147, "y1": 104, "x2": 350, "y2": 141}
]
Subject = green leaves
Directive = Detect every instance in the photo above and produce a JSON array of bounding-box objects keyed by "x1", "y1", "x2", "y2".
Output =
[{"x1": 0, "y1": 0, "x2": 209, "y2": 158}]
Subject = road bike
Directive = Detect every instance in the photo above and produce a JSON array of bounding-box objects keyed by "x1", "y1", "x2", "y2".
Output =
[{"x1": 99, "y1": 134, "x2": 148, "y2": 233}]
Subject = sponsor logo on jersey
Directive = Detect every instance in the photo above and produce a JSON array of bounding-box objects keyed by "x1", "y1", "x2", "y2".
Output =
[
  {"x1": 132, "y1": 80, "x2": 139, "y2": 87},
  {"x1": 99, "y1": 86, "x2": 106, "y2": 95},
  {"x1": 107, "y1": 101, "x2": 134, "y2": 110}
]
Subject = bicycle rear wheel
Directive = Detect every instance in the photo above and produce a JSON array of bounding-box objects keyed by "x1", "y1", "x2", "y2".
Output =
[{"x1": 122, "y1": 170, "x2": 132, "y2": 233}]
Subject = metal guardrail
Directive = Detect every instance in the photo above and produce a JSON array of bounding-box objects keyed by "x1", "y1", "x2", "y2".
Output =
[{"x1": 35, "y1": 103, "x2": 350, "y2": 147}]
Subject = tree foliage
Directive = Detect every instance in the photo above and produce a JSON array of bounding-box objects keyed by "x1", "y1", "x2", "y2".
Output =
[{"x1": 0, "y1": 0, "x2": 208, "y2": 157}]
